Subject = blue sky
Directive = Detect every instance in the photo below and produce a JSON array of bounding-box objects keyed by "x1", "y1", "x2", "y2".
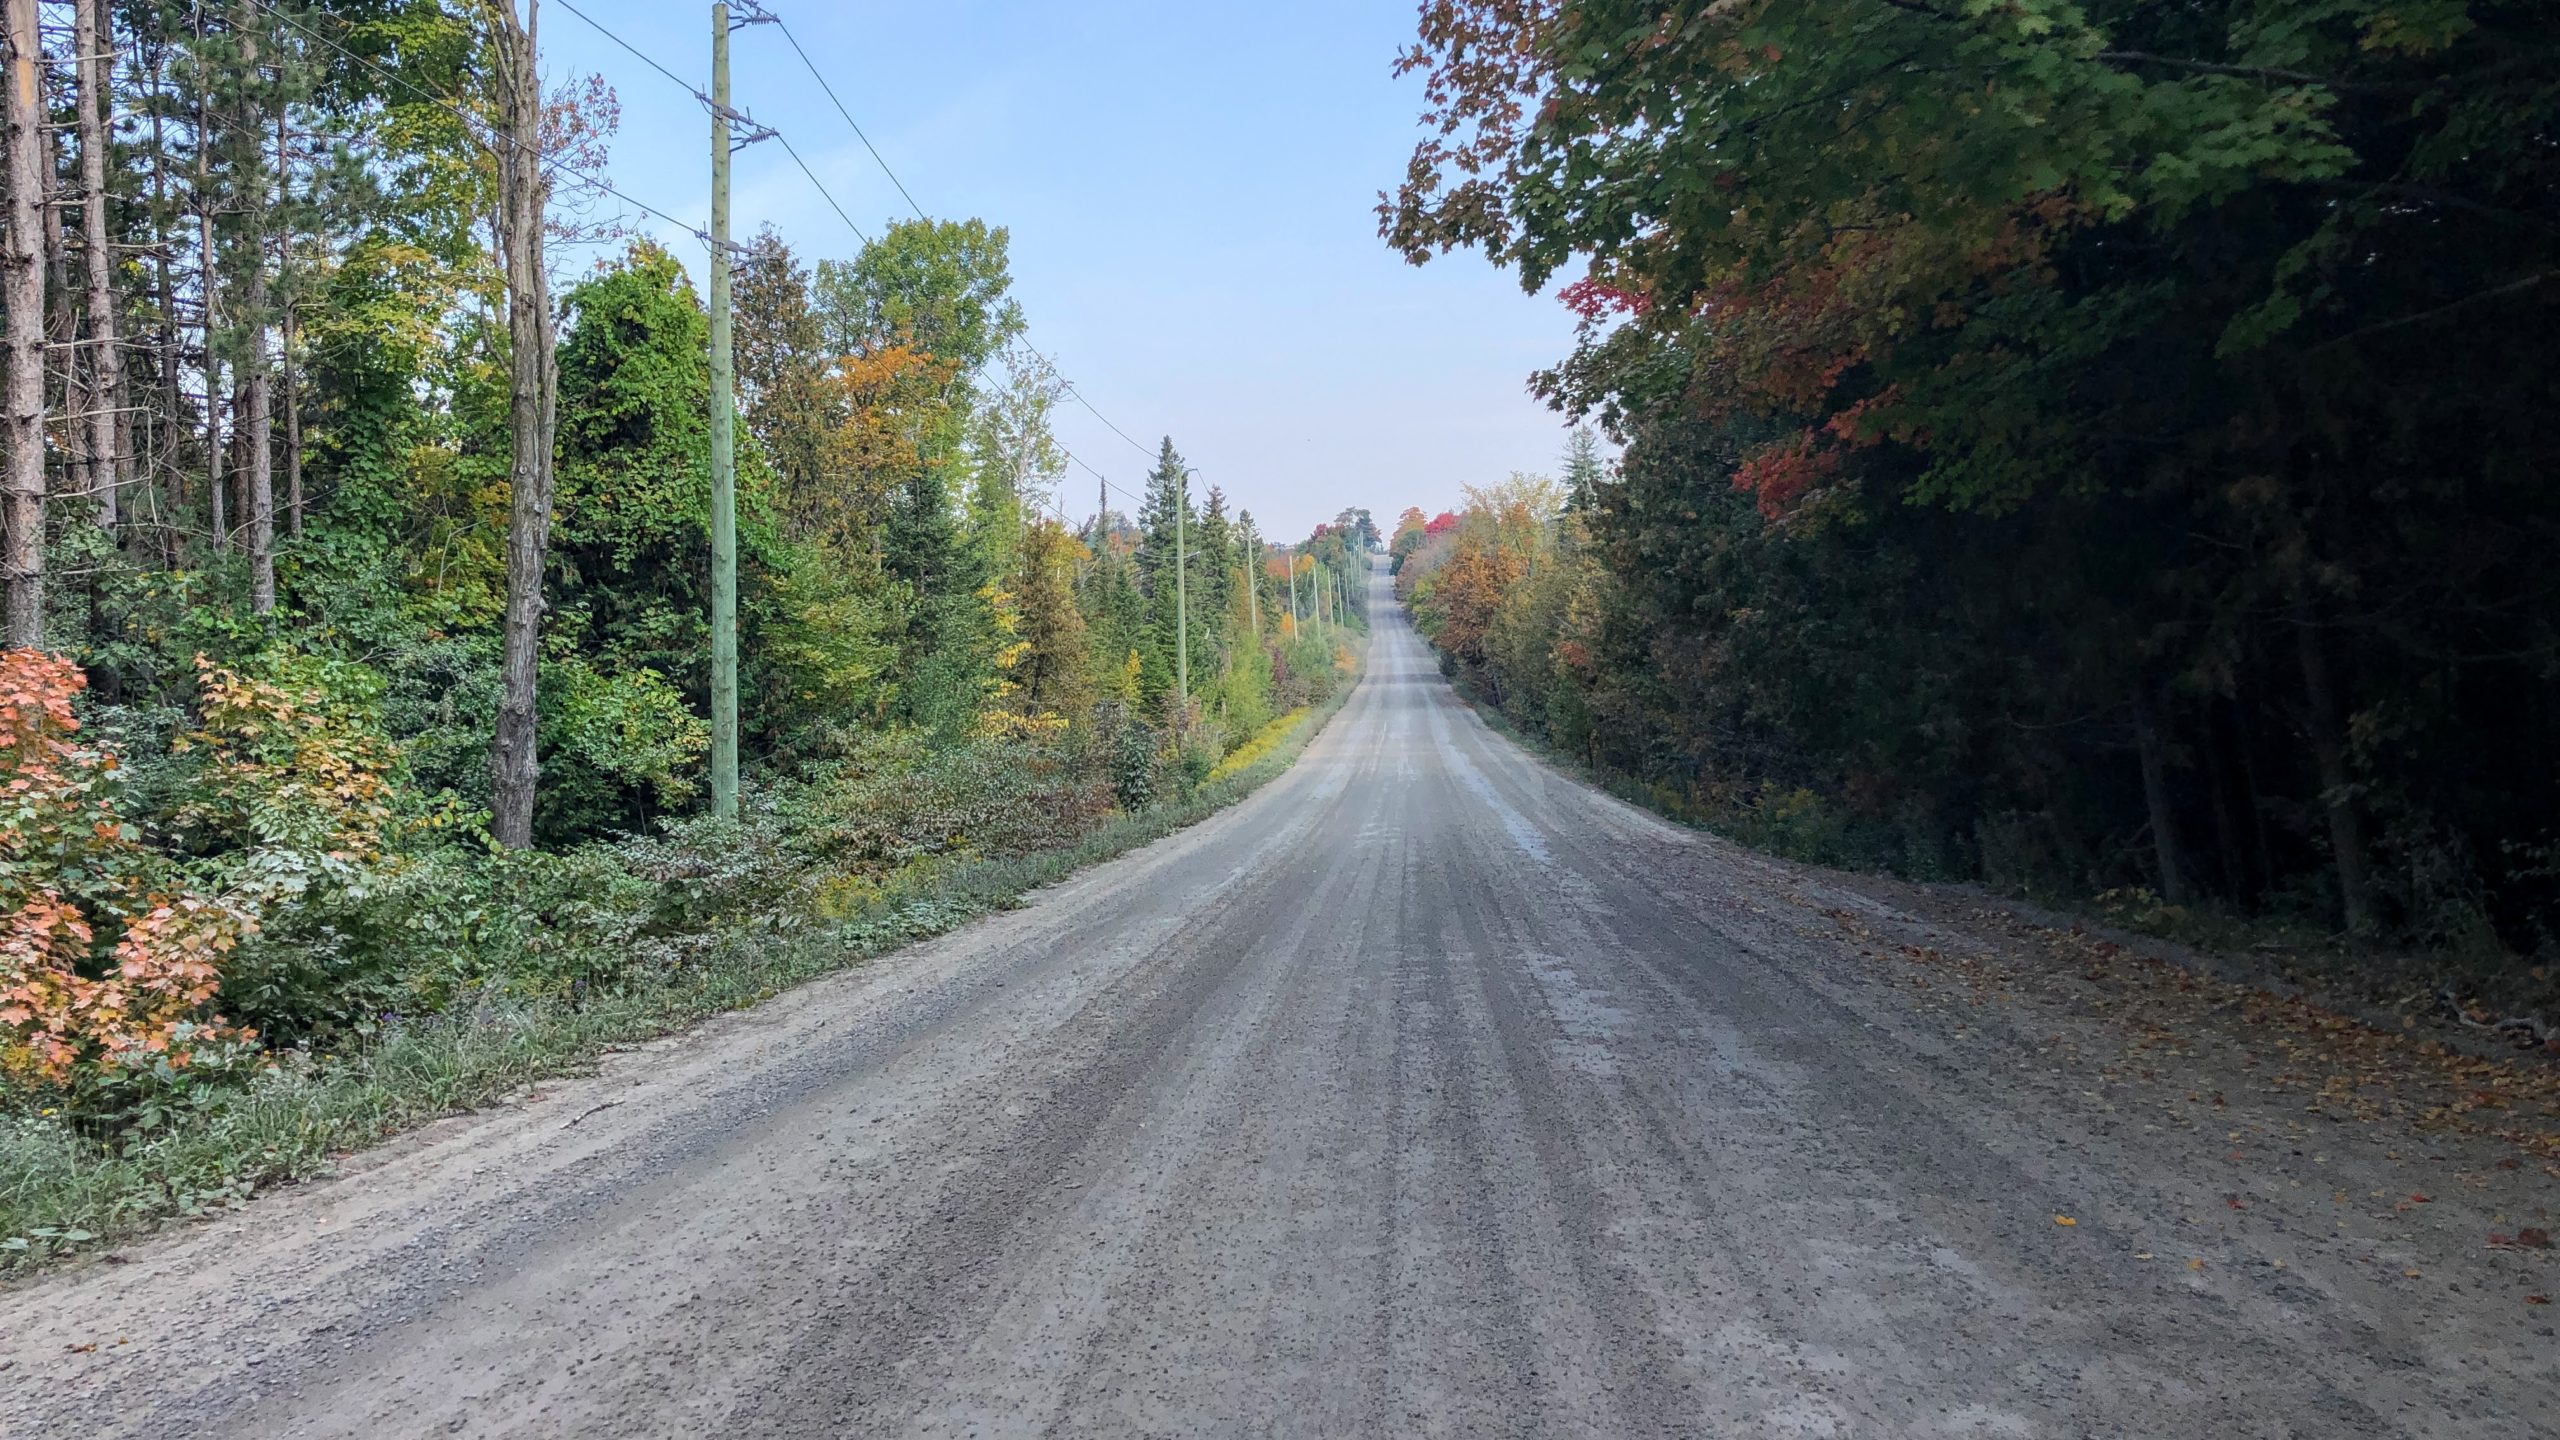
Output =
[{"x1": 540, "y1": 0, "x2": 1585, "y2": 538}]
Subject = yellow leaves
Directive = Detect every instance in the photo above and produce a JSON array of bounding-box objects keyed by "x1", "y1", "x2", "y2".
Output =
[
  {"x1": 2053, "y1": 1215, "x2": 2076, "y2": 1226},
  {"x1": 1208, "y1": 708, "x2": 1311, "y2": 783}
]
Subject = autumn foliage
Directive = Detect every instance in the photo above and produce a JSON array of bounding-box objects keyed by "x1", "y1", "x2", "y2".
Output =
[
  {"x1": 0, "y1": 653, "x2": 247, "y2": 1090},
  {"x1": 1385, "y1": 0, "x2": 2560, "y2": 973}
]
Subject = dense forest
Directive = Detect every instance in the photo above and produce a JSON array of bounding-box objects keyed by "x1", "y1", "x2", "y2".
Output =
[
  {"x1": 0, "y1": 0, "x2": 1372, "y2": 1165},
  {"x1": 1387, "y1": 2, "x2": 2559, "y2": 987}
]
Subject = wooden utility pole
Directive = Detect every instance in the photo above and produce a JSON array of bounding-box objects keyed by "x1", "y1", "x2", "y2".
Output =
[
  {"x1": 1173, "y1": 466, "x2": 1187, "y2": 704},
  {"x1": 706, "y1": 0, "x2": 739, "y2": 820},
  {"x1": 488, "y1": 0, "x2": 560, "y2": 848},
  {"x1": 76, "y1": 0, "x2": 120, "y2": 529},
  {"x1": 1, "y1": 0, "x2": 44, "y2": 645}
]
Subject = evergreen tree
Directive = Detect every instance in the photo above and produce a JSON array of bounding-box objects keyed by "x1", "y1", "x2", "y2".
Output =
[{"x1": 1561, "y1": 426, "x2": 1605, "y2": 513}]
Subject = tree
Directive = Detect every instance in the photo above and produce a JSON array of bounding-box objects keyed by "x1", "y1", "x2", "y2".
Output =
[
  {"x1": 1561, "y1": 427, "x2": 1602, "y2": 513},
  {"x1": 1133, "y1": 437, "x2": 1197, "y2": 711},
  {"x1": 1384, "y1": 0, "x2": 2560, "y2": 946},
  {"x1": 732, "y1": 227, "x2": 828, "y2": 538},
  {"x1": 813, "y1": 217, "x2": 1023, "y2": 377},
  {"x1": 1009, "y1": 517, "x2": 1089, "y2": 718},
  {"x1": 966, "y1": 345, "x2": 1066, "y2": 582},
  {"x1": 485, "y1": 0, "x2": 559, "y2": 850},
  {"x1": 73, "y1": 0, "x2": 122, "y2": 530},
  {"x1": 1, "y1": 0, "x2": 42, "y2": 646}
]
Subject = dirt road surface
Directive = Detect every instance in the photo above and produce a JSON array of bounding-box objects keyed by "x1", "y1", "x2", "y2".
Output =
[{"x1": 5, "y1": 570, "x2": 2554, "y2": 1438}]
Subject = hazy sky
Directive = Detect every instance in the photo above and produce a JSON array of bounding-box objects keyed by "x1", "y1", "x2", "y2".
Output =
[{"x1": 540, "y1": 0, "x2": 1586, "y2": 539}]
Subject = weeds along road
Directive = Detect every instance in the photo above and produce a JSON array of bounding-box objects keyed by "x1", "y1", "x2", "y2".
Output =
[{"x1": 6, "y1": 568, "x2": 2554, "y2": 1439}]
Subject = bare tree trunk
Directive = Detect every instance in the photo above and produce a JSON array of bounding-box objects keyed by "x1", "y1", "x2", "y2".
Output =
[
  {"x1": 276, "y1": 98, "x2": 300, "y2": 538},
  {"x1": 487, "y1": 0, "x2": 557, "y2": 849},
  {"x1": 77, "y1": 0, "x2": 121, "y2": 528},
  {"x1": 2295, "y1": 608, "x2": 2373, "y2": 936},
  {"x1": 2132, "y1": 693, "x2": 2189, "y2": 907},
  {"x1": 282, "y1": 303, "x2": 300, "y2": 534},
  {"x1": 194, "y1": 0, "x2": 225, "y2": 551},
  {"x1": 1, "y1": 0, "x2": 45, "y2": 646},
  {"x1": 148, "y1": 39, "x2": 184, "y2": 563},
  {"x1": 239, "y1": 10, "x2": 272, "y2": 615},
  {"x1": 47, "y1": 90, "x2": 88, "y2": 514}
]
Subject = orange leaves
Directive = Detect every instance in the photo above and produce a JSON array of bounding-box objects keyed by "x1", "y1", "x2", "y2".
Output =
[{"x1": 0, "y1": 651, "x2": 249, "y2": 1091}]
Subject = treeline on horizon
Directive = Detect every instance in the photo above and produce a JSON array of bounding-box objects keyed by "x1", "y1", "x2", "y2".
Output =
[
  {"x1": 1386, "y1": 1, "x2": 2559, "y2": 987},
  {"x1": 0, "y1": 0, "x2": 1374, "y2": 1135}
]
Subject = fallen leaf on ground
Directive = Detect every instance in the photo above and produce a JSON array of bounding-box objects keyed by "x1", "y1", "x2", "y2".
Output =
[{"x1": 2055, "y1": 1215, "x2": 2077, "y2": 1226}]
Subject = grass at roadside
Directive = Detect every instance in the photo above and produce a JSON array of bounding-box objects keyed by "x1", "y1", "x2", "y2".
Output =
[{"x1": 1, "y1": 648, "x2": 1366, "y2": 1273}]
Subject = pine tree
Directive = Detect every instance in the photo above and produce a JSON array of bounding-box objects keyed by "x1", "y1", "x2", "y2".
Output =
[
  {"x1": 733, "y1": 228, "x2": 829, "y2": 538},
  {"x1": 1562, "y1": 425, "x2": 1605, "y2": 513},
  {"x1": 1133, "y1": 436, "x2": 1195, "y2": 710}
]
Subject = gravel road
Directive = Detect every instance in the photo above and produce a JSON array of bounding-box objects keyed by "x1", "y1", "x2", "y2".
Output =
[{"x1": 5, "y1": 569, "x2": 2554, "y2": 1438}]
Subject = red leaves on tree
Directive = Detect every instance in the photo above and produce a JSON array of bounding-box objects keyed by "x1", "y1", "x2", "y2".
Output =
[
  {"x1": 1733, "y1": 431, "x2": 1842, "y2": 518},
  {"x1": 1560, "y1": 277, "x2": 1652, "y2": 321}
]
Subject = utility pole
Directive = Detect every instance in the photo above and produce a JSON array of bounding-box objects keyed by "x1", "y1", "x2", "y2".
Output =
[
  {"x1": 707, "y1": 1, "x2": 739, "y2": 820},
  {"x1": 1174, "y1": 467, "x2": 1189, "y2": 705}
]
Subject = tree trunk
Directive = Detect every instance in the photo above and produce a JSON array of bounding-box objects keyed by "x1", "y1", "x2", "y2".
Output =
[
  {"x1": 1, "y1": 0, "x2": 46, "y2": 646},
  {"x1": 47, "y1": 84, "x2": 88, "y2": 515},
  {"x1": 2203, "y1": 701, "x2": 2251, "y2": 905},
  {"x1": 487, "y1": 0, "x2": 557, "y2": 849},
  {"x1": 240, "y1": 12, "x2": 272, "y2": 615},
  {"x1": 197, "y1": 145, "x2": 223, "y2": 546},
  {"x1": 275, "y1": 67, "x2": 299, "y2": 539},
  {"x1": 76, "y1": 0, "x2": 119, "y2": 527},
  {"x1": 282, "y1": 302, "x2": 300, "y2": 536},
  {"x1": 2295, "y1": 609, "x2": 2373, "y2": 936},
  {"x1": 149, "y1": 40, "x2": 185, "y2": 563},
  {"x1": 2133, "y1": 693, "x2": 2189, "y2": 907}
]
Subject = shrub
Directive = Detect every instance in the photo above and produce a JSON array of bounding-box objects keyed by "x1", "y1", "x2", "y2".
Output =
[{"x1": 0, "y1": 652, "x2": 251, "y2": 1101}]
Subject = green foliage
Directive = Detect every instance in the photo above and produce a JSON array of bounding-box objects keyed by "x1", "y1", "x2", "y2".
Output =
[
  {"x1": 9, "y1": 0, "x2": 1368, "y2": 1241},
  {"x1": 1389, "y1": 0, "x2": 2560, "y2": 972}
]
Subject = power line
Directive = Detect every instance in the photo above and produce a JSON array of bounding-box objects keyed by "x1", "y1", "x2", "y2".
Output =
[
  {"x1": 1065, "y1": 385, "x2": 1158, "y2": 462},
  {"x1": 773, "y1": 133, "x2": 870, "y2": 247},
  {"x1": 555, "y1": 0, "x2": 698, "y2": 97},
  {"x1": 544, "y1": 3, "x2": 1180, "y2": 523},
  {"x1": 757, "y1": 11, "x2": 1178, "y2": 496},
  {"x1": 264, "y1": 6, "x2": 715, "y2": 250},
  {"x1": 773, "y1": 18, "x2": 927, "y2": 223}
]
